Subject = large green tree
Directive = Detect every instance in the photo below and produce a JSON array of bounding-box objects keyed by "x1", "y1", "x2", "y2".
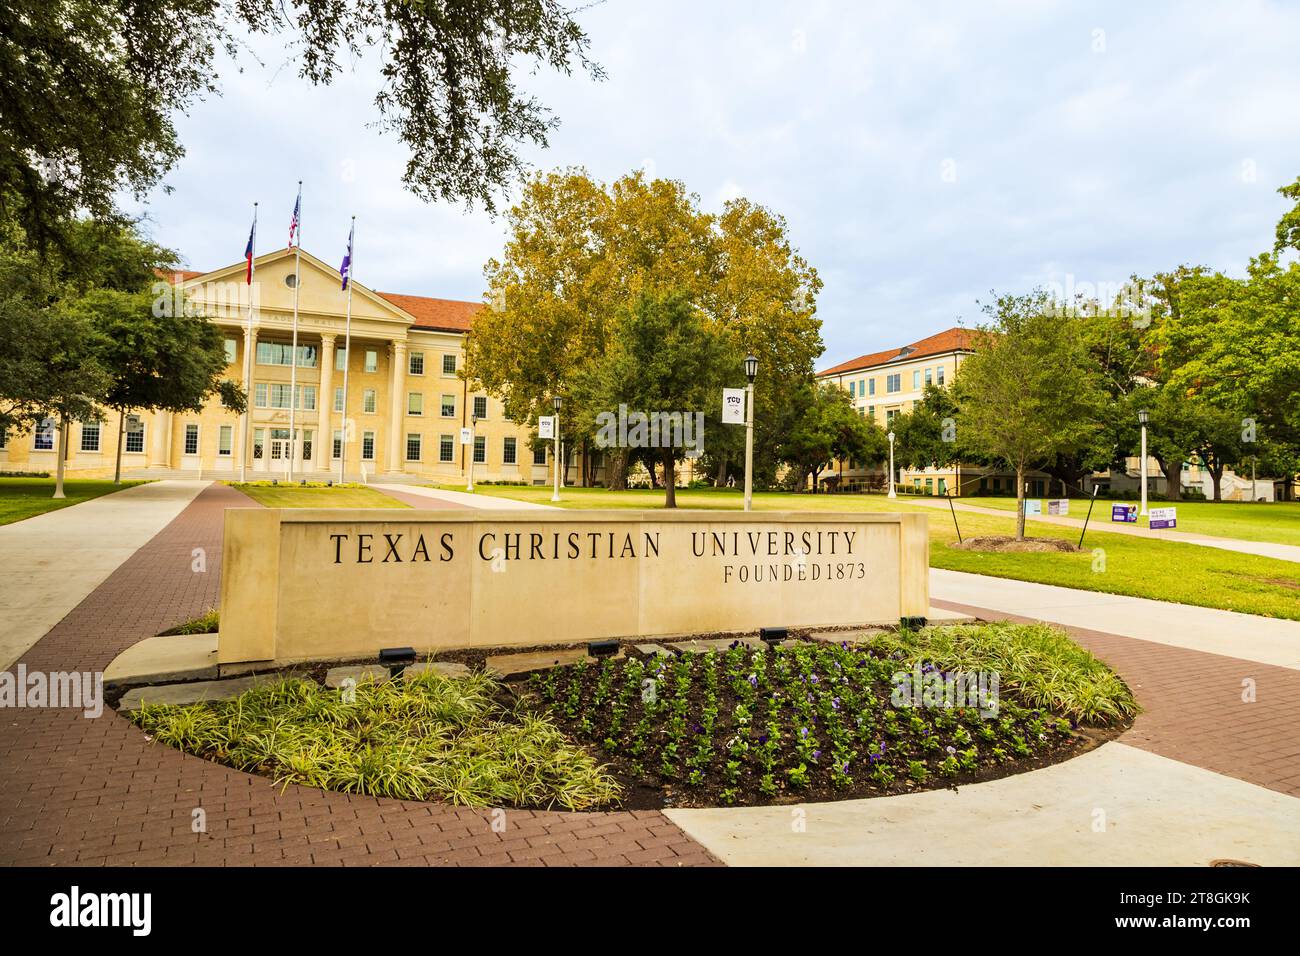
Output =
[
  {"x1": 955, "y1": 291, "x2": 1105, "y2": 538},
  {"x1": 1, "y1": 0, "x2": 601, "y2": 257},
  {"x1": 778, "y1": 382, "x2": 884, "y2": 492},
  {"x1": 468, "y1": 168, "x2": 823, "y2": 489}
]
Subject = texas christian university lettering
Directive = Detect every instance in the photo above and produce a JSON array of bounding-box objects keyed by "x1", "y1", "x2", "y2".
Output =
[{"x1": 218, "y1": 509, "x2": 929, "y2": 666}]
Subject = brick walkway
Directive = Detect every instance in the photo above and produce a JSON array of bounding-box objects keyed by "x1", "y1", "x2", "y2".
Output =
[
  {"x1": 0, "y1": 485, "x2": 719, "y2": 867},
  {"x1": 932, "y1": 598, "x2": 1300, "y2": 798}
]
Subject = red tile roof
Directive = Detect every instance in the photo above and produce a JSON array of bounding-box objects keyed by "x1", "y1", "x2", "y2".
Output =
[
  {"x1": 817, "y1": 327, "x2": 978, "y2": 377},
  {"x1": 155, "y1": 269, "x2": 205, "y2": 282},
  {"x1": 375, "y1": 292, "x2": 483, "y2": 333}
]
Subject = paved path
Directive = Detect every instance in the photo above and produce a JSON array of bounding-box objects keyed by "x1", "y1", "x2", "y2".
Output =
[
  {"x1": 0, "y1": 480, "x2": 210, "y2": 672},
  {"x1": 931, "y1": 567, "x2": 1300, "y2": 670},
  {"x1": 911, "y1": 497, "x2": 1300, "y2": 562},
  {"x1": 370, "y1": 484, "x2": 554, "y2": 510},
  {"x1": 0, "y1": 484, "x2": 717, "y2": 867}
]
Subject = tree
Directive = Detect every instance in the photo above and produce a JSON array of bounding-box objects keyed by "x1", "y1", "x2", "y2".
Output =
[
  {"x1": 574, "y1": 292, "x2": 731, "y2": 508},
  {"x1": 778, "y1": 383, "x2": 883, "y2": 492},
  {"x1": 468, "y1": 168, "x2": 822, "y2": 489},
  {"x1": 955, "y1": 291, "x2": 1104, "y2": 538},
  {"x1": 1, "y1": 0, "x2": 601, "y2": 258},
  {"x1": 88, "y1": 286, "x2": 246, "y2": 483}
]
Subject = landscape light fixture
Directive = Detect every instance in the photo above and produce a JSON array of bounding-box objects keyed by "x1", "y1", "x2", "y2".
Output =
[
  {"x1": 759, "y1": 627, "x2": 788, "y2": 647},
  {"x1": 887, "y1": 430, "x2": 897, "y2": 499},
  {"x1": 899, "y1": 616, "x2": 928, "y2": 630},
  {"x1": 1138, "y1": 408, "x2": 1149, "y2": 425},
  {"x1": 587, "y1": 639, "x2": 619, "y2": 658},
  {"x1": 553, "y1": 395, "x2": 562, "y2": 412},
  {"x1": 744, "y1": 354, "x2": 758, "y2": 382},
  {"x1": 1138, "y1": 408, "x2": 1150, "y2": 515},
  {"x1": 378, "y1": 646, "x2": 417, "y2": 679},
  {"x1": 551, "y1": 394, "x2": 563, "y2": 502}
]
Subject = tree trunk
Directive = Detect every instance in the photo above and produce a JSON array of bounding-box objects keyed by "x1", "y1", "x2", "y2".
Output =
[
  {"x1": 607, "y1": 448, "x2": 627, "y2": 490},
  {"x1": 662, "y1": 447, "x2": 676, "y2": 508},
  {"x1": 114, "y1": 408, "x2": 125, "y2": 484},
  {"x1": 715, "y1": 453, "x2": 728, "y2": 488},
  {"x1": 1210, "y1": 465, "x2": 1223, "y2": 501},
  {"x1": 1015, "y1": 465, "x2": 1026, "y2": 540}
]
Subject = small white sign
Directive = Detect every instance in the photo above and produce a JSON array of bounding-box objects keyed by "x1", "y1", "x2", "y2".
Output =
[
  {"x1": 1024, "y1": 499, "x2": 1042, "y2": 516},
  {"x1": 722, "y1": 388, "x2": 745, "y2": 425},
  {"x1": 538, "y1": 416, "x2": 555, "y2": 440},
  {"x1": 459, "y1": 427, "x2": 473, "y2": 445},
  {"x1": 1047, "y1": 498, "x2": 1070, "y2": 516},
  {"x1": 1149, "y1": 506, "x2": 1177, "y2": 530}
]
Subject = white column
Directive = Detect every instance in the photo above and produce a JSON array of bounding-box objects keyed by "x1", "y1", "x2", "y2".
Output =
[
  {"x1": 318, "y1": 334, "x2": 335, "y2": 474},
  {"x1": 387, "y1": 340, "x2": 407, "y2": 474},
  {"x1": 240, "y1": 326, "x2": 259, "y2": 479}
]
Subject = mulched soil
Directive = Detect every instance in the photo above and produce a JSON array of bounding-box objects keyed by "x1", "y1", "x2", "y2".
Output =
[{"x1": 951, "y1": 535, "x2": 1084, "y2": 553}]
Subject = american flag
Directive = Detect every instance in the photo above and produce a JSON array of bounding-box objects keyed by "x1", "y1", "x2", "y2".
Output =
[{"x1": 288, "y1": 184, "x2": 301, "y2": 247}]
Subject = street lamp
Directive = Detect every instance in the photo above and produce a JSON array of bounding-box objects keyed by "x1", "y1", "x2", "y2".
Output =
[
  {"x1": 1137, "y1": 408, "x2": 1150, "y2": 516},
  {"x1": 466, "y1": 413, "x2": 478, "y2": 492},
  {"x1": 887, "y1": 430, "x2": 897, "y2": 499},
  {"x1": 551, "y1": 394, "x2": 563, "y2": 503},
  {"x1": 743, "y1": 355, "x2": 758, "y2": 511}
]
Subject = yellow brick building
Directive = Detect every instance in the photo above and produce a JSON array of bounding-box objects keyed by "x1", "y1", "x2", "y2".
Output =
[{"x1": 0, "y1": 247, "x2": 569, "y2": 485}]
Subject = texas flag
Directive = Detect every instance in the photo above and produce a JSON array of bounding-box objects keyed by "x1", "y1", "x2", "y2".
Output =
[
  {"x1": 339, "y1": 222, "x2": 354, "y2": 290},
  {"x1": 288, "y1": 184, "x2": 301, "y2": 248},
  {"x1": 244, "y1": 214, "x2": 256, "y2": 285}
]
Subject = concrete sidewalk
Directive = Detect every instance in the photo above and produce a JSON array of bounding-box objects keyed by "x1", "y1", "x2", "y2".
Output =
[
  {"x1": 0, "y1": 480, "x2": 210, "y2": 671},
  {"x1": 911, "y1": 497, "x2": 1300, "y2": 563},
  {"x1": 370, "y1": 483, "x2": 555, "y2": 510},
  {"x1": 930, "y1": 567, "x2": 1300, "y2": 670},
  {"x1": 667, "y1": 743, "x2": 1299, "y2": 866}
]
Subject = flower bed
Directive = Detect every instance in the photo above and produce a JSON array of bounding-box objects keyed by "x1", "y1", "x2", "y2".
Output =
[{"x1": 530, "y1": 624, "x2": 1135, "y2": 808}]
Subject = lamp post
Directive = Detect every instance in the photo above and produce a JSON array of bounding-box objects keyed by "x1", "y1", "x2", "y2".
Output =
[
  {"x1": 887, "y1": 430, "x2": 897, "y2": 498},
  {"x1": 551, "y1": 394, "x2": 562, "y2": 503},
  {"x1": 743, "y1": 355, "x2": 758, "y2": 511},
  {"x1": 466, "y1": 413, "x2": 478, "y2": 492},
  {"x1": 1138, "y1": 408, "x2": 1149, "y2": 516}
]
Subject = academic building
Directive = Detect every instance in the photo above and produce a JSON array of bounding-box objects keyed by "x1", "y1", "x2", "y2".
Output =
[{"x1": 0, "y1": 247, "x2": 568, "y2": 485}]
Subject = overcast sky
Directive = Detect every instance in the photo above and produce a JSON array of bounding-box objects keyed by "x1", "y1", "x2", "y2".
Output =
[{"x1": 127, "y1": 0, "x2": 1300, "y2": 367}]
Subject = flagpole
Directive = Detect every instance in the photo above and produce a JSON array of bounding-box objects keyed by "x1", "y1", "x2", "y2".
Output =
[
  {"x1": 288, "y1": 181, "x2": 302, "y2": 483},
  {"x1": 339, "y1": 216, "x2": 355, "y2": 486},
  {"x1": 240, "y1": 203, "x2": 257, "y2": 483}
]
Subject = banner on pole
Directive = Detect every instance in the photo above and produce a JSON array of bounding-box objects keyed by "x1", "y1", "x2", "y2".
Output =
[
  {"x1": 538, "y1": 416, "x2": 555, "y2": 440},
  {"x1": 459, "y1": 427, "x2": 473, "y2": 446},
  {"x1": 722, "y1": 388, "x2": 745, "y2": 425}
]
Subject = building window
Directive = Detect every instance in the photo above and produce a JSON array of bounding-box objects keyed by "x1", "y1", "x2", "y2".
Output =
[
  {"x1": 364, "y1": 350, "x2": 378, "y2": 373},
  {"x1": 867, "y1": 405, "x2": 875, "y2": 420},
  {"x1": 363, "y1": 389, "x2": 377, "y2": 414},
  {"x1": 80, "y1": 421, "x2": 101, "y2": 453},
  {"x1": 868, "y1": 378, "x2": 876, "y2": 396},
  {"x1": 408, "y1": 392, "x2": 423, "y2": 416},
  {"x1": 473, "y1": 435, "x2": 486, "y2": 464},
  {"x1": 533, "y1": 444, "x2": 547, "y2": 466},
  {"x1": 254, "y1": 383, "x2": 268, "y2": 408},
  {"x1": 925, "y1": 368, "x2": 933, "y2": 386},
  {"x1": 503, "y1": 436, "x2": 517, "y2": 464},
  {"x1": 442, "y1": 353, "x2": 457, "y2": 375},
  {"x1": 408, "y1": 352, "x2": 424, "y2": 375},
  {"x1": 439, "y1": 434, "x2": 455, "y2": 462},
  {"x1": 252, "y1": 428, "x2": 264, "y2": 459},
  {"x1": 0, "y1": 427, "x2": 7, "y2": 449},
  {"x1": 218, "y1": 425, "x2": 233, "y2": 456},
  {"x1": 263, "y1": 383, "x2": 315, "y2": 410},
  {"x1": 913, "y1": 370, "x2": 921, "y2": 389},
  {"x1": 440, "y1": 394, "x2": 456, "y2": 417},
  {"x1": 362, "y1": 431, "x2": 375, "y2": 461},
  {"x1": 937, "y1": 366, "x2": 946, "y2": 385},
  {"x1": 302, "y1": 430, "x2": 313, "y2": 460},
  {"x1": 224, "y1": 338, "x2": 237, "y2": 364},
  {"x1": 332, "y1": 430, "x2": 343, "y2": 460},
  {"x1": 184, "y1": 423, "x2": 200, "y2": 456},
  {"x1": 406, "y1": 434, "x2": 422, "y2": 461},
  {"x1": 472, "y1": 395, "x2": 488, "y2": 419},
  {"x1": 335, "y1": 348, "x2": 347, "y2": 371},
  {"x1": 886, "y1": 373, "x2": 901, "y2": 393},
  {"x1": 334, "y1": 386, "x2": 344, "y2": 412},
  {"x1": 886, "y1": 409, "x2": 899, "y2": 424},
  {"x1": 125, "y1": 425, "x2": 145, "y2": 454},
  {"x1": 938, "y1": 478, "x2": 947, "y2": 495},
  {"x1": 256, "y1": 341, "x2": 316, "y2": 367}
]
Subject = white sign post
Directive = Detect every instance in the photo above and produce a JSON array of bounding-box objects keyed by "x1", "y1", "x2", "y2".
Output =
[{"x1": 721, "y1": 388, "x2": 745, "y2": 425}]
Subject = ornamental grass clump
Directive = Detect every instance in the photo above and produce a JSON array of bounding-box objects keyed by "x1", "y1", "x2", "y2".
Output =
[
  {"x1": 130, "y1": 669, "x2": 620, "y2": 810},
  {"x1": 868, "y1": 622, "x2": 1139, "y2": 725}
]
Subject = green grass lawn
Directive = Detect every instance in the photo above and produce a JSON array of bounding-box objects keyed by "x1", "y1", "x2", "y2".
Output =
[
  {"x1": 432, "y1": 484, "x2": 1300, "y2": 620},
  {"x1": 228, "y1": 482, "x2": 410, "y2": 509},
  {"x1": 955, "y1": 495, "x2": 1300, "y2": 547},
  {"x1": 0, "y1": 477, "x2": 148, "y2": 526}
]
